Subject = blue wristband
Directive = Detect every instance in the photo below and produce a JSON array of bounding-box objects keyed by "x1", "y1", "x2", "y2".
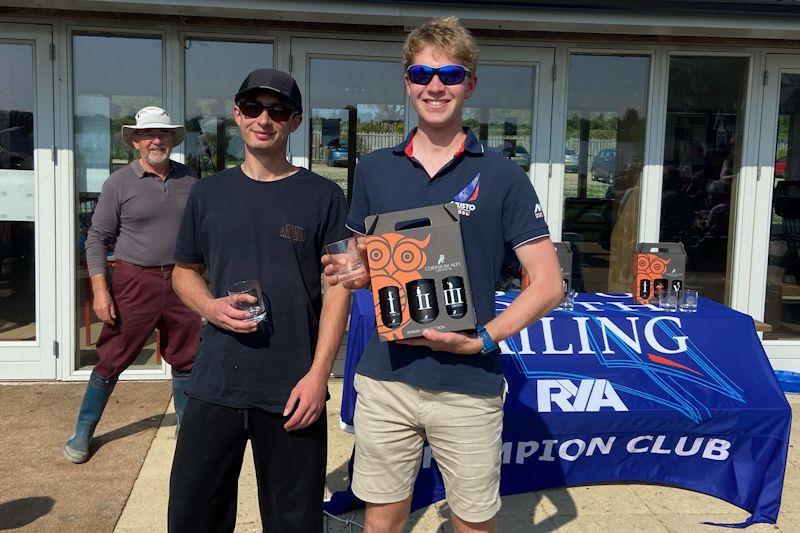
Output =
[{"x1": 476, "y1": 325, "x2": 499, "y2": 354}]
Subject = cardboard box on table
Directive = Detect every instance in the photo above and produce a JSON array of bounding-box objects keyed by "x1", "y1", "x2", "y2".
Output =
[
  {"x1": 554, "y1": 242, "x2": 573, "y2": 295},
  {"x1": 364, "y1": 203, "x2": 477, "y2": 342},
  {"x1": 521, "y1": 242, "x2": 573, "y2": 293},
  {"x1": 633, "y1": 242, "x2": 686, "y2": 304}
]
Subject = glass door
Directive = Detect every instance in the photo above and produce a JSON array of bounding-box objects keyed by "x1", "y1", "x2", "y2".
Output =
[
  {"x1": 289, "y1": 39, "x2": 407, "y2": 202},
  {"x1": 558, "y1": 52, "x2": 652, "y2": 293},
  {"x1": 289, "y1": 38, "x2": 554, "y2": 202},
  {"x1": 72, "y1": 32, "x2": 166, "y2": 374},
  {"x1": 0, "y1": 24, "x2": 56, "y2": 379},
  {"x1": 752, "y1": 54, "x2": 800, "y2": 372}
]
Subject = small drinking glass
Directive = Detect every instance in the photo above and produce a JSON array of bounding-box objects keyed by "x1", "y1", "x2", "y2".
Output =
[
  {"x1": 325, "y1": 237, "x2": 367, "y2": 283},
  {"x1": 228, "y1": 280, "x2": 267, "y2": 322},
  {"x1": 559, "y1": 288, "x2": 576, "y2": 311},
  {"x1": 678, "y1": 289, "x2": 699, "y2": 313},
  {"x1": 658, "y1": 291, "x2": 678, "y2": 312}
]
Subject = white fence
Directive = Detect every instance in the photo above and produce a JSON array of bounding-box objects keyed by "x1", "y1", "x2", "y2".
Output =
[{"x1": 311, "y1": 129, "x2": 617, "y2": 165}]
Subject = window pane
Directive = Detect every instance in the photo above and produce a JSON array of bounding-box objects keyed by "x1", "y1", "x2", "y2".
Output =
[
  {"x1": 0, "y1": 43, "x2": 36, "y2": 340},
  {"x1": 465, "y1": 64, "x2": 535, "y2": 173},
  {"x1": 309, "y1": 58, "x2": 405, "y2": 197},
  {"x1": 659, "y1": 56, "x2": 748, "y2": 305},
  {"x1": 563, "y1": 54, "x2": 650, "y2": 292},
  {"x1": 185, "y1": 39, "x2": 273, "y2": 178},
  {"x1": 764, "y1": 73, "x2": 800, "y2": 339},
  {"x1": 73, "y1": 34, "x2": 163, "y2": 370}
]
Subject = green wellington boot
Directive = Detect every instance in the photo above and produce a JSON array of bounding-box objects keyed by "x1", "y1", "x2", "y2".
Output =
[{"x1": 63, "y1": 370, "x2": 116, "y2": 463}]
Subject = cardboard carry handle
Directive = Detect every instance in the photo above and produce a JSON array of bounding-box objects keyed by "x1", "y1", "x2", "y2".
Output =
[
  {"x1": 365, "y1": 203, "x2": 459, "y2": 235},
  {"x1": 637, "y1": 242, "x2": 686, "y2": 254}
]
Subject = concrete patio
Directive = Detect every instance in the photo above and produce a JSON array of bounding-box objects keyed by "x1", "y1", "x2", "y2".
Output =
[{"x1": 114, "y1": 380, "x2": 799, "y2": 532}]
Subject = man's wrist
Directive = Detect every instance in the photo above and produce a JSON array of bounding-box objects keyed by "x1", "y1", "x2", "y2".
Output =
[
  {"x1": 90, "y1": 276, "x2": 109, "y2": 293},
  {"x1": 476, "y1": 325, "x2": 499, "y2": 354}
]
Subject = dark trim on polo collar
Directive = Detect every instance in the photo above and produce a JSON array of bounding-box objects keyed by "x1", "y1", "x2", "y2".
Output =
[
  {"x1": 133, "y1": 158, "x2": 176, "y2": 179},
  {"x1": 392, "y1": 127, "x2": 484, "y2": 158}
]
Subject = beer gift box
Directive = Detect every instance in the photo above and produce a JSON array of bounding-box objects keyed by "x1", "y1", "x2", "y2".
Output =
[
  {"x1": 364, "y1": 203, "x2": 477, "y2": 342},
  {"x1": 554, "y1": 242, "x2": 573, "y2": 295},
  {"x1": 633, "y1": 242, "x2": 687, "y2": 304}
]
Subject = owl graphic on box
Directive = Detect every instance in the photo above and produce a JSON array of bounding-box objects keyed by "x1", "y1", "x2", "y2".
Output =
[
  {"x1": 366, "y1": 232, "x2": 431, "y2": 340},
  {"x1": 634, "y1": 253, "x2": 669, "y2": 302}
]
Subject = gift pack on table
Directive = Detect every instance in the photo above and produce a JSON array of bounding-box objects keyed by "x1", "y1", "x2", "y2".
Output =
[
  {"x1": 364, "y1": 203, "x2": 476, "y2": 342},
  {"x1": 632, "y1": 242, "x2": 686, "y2": 304},
  {"x1": 554, "y1": 241, "x2": 573, "y2": 295}
]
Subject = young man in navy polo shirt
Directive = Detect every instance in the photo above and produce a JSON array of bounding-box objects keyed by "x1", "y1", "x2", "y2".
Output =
[{"x1": 326, "y1": 17, "x2": 562, "y2": 533}]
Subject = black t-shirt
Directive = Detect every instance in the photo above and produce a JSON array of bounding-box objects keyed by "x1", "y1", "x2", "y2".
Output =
[{"x1": 174, "y1": 166, "x2": 350, "y2": 412}]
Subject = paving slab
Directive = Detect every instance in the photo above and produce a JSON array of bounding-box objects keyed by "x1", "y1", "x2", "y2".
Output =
[{"x1": 547, "y1": 513, "x2": 670, "y2": 532}]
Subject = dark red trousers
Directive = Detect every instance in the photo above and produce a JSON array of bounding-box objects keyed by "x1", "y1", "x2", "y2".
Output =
[{"x1": 94, "y1": 261, "x2": 201, "y2": 378}]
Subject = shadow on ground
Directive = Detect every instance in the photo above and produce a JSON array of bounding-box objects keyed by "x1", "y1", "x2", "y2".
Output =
[
  {"x1": 92, "y1": 413, "x2": 167, "y2": 455},
  {"x1": 0, "y1": 497, "x2": 54, "y2": 530},
  {"x1": 324, "y1": 458, "x2": 579, "y2": 531}
]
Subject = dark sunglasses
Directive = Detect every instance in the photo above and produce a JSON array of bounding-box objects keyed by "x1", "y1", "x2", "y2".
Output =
[
  {"x1": 236, "y1": 100, "x2": 296, "y2": 122},
  {"x1": 406, "y1": 64, "x2": 470, "y2": 86}
]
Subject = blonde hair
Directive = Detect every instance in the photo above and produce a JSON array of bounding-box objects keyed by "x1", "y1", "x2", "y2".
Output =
[{"x1": 403, "y1": 17, "x2": 479, "y2": 74}]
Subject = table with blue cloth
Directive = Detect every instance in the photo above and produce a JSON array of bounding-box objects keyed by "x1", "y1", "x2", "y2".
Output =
[{"x1": 325, "y1": 289, "x2": 792, "y2": 528}]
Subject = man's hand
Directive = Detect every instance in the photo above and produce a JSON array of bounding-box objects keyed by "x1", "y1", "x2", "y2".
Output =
[
  {"x1": 397, "y1": 329, "x2": 484, "y2": 355},
  {"x1": 203, "y1": 294, "x2": 259, "y2": 334},
  {"x1": 283, "y1": 369, "x2": 328, "y2": 431},
  {"x1": 321, "y1": 236, "x2": 370, "y2": 289},
  {"x1": 92, "y1": 286, "x2": 116, "y2": 325}
]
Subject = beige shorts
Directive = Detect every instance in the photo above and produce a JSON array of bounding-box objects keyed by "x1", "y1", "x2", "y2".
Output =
[{"x1": 352, "y1": 373, "x2": 503, "y2": 523}]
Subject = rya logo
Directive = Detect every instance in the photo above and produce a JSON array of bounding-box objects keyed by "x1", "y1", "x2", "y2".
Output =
[
  {"x1": 537, "y1": 379, "x2": 628, "y2": 412},
  {"x1": 453, "y1": 174, "x2": 480, "y2": 216},
  {"x1": 534, "y1": 203, "x2": 544, "y2": 219}
]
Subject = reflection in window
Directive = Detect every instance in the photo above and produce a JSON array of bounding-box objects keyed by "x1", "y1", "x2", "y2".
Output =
[
  {"x1": 659, "y1": 56, "x2": 748, "y2": 305},
  {"x1": 765, "y1": 73, "x2": 800, "y2": 339},
  {"x1": 309, "y1": 58, "x2": 405, "y2": 198},
  {"x1": 0, "y1": 43, "x2": 35, "y2": 340},
  {"x1": 185, "y1": 39, "x2": 273, "y2": 178},
  {"x1": 465, "y1": 64, "x2": 534, "y2": 173},
  {"x1": 563, "y1": 54, "x2": 650, "y2": 292},
  {"x1": 73, "y1": 34, "x2": 163, "y2": 369}
]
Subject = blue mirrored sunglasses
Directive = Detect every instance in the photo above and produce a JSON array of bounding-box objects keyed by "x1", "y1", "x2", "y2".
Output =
[{"x1": 406, "y1": 64, "x2": 470, "y2": 86}]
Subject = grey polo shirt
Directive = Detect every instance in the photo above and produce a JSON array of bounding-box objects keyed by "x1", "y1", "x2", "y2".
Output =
[{"x1": 85, "y1": 159, "x2": 197, "y2": 277}]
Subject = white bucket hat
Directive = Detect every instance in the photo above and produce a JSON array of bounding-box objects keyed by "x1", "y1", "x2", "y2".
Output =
[{"x1": 122, "y1": 106, "x2": 185, "y2": 147}]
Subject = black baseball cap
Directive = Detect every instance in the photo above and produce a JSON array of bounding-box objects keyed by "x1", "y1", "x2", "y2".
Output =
[{"x1": 235, "y1": 68, "x2": 303, "y2": 115}]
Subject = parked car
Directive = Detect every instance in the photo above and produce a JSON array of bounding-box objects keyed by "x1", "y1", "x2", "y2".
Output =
[
  {"x1": 326, "y1": 146, "x2": 360, "y2": 167},
  {"x1": 505, "y1": 145, "x2": 530, "y2": 170},
  {"x1": 565, "y1": 148, "x2": 578, "y2": 173},
  {"x1": 590, "y1": 148, "x2": 617, "y2": 184},
  {"x1": 491, "y1": 145, "x2": 531, "y2": 170}
]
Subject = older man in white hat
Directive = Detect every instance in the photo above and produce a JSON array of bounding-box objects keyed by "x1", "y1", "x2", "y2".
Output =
[{"x1": 64, "y1": 106, "x2": 201, "y2": 464}]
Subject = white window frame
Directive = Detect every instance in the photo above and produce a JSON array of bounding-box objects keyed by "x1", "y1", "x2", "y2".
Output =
[
  {"x1": 658, "y1": 50, "x2": 759, "y2": 313},
  {"x1": 549, "y1": 46, "x2": 658, "y2": 262},
  {"x1": 63, "y1": 25, "x2": 172, "y2": 380},
  {"x1": 0, "y1": 23, "x2": 57, "y2": 380},
  {"x1": 748, "y1": 52, "x2": 800, "y2": 372}
]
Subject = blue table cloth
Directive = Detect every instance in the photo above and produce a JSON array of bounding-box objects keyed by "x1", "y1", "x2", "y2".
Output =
[{"x1": 327, "y1": 290, "x2": 792, "y2": 527}]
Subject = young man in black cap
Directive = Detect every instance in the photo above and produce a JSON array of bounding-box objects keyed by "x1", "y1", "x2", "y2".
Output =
[{"x1": 167, "y1": 68, "x2": 352, "y2": 532}]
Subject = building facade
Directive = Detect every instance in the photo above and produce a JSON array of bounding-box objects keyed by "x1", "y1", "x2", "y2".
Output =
[{"x1": 1, "y1": 0, "x2": 800, "y2": 380}]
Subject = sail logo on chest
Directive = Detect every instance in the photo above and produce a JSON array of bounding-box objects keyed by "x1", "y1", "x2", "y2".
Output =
[
  {"x1": 279, "y1": 224, "x2": 307, "y2": 243},
  {"x1": 452, "y1": 174, "x2": 480, "y2": 217}
]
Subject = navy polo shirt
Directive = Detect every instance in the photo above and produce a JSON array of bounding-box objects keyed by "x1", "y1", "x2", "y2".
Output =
[{"x1": 347, "y1": 128, "x2": 550, "y2": 396}]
